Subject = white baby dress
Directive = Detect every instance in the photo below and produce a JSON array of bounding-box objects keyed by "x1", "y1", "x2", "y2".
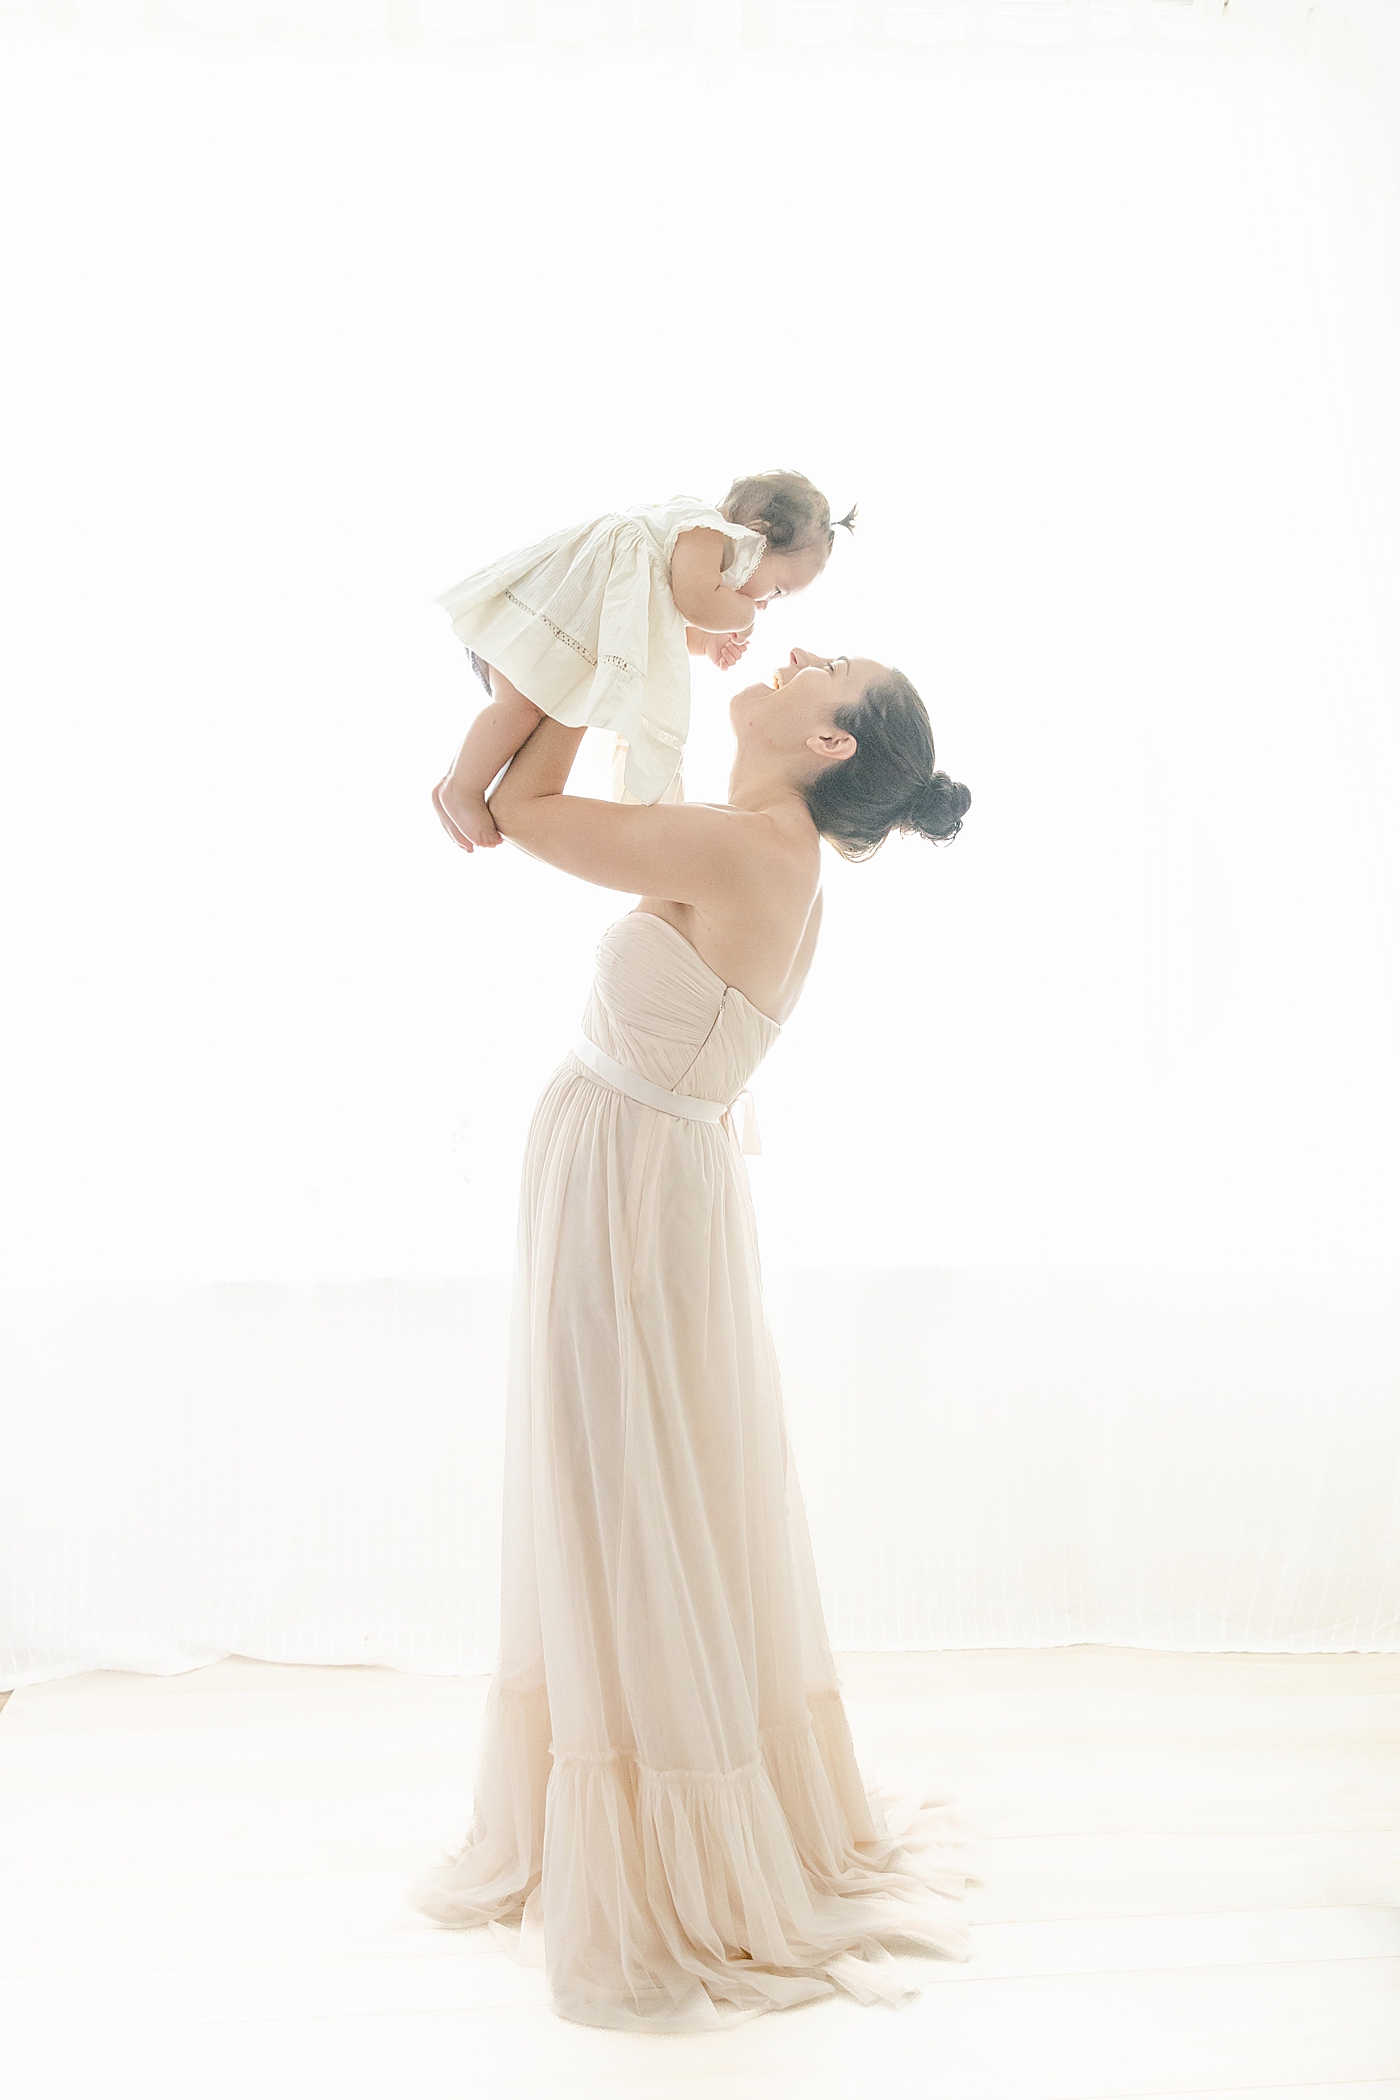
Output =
[{"x1": 436, "y1": 496, "x2": 768, "y2": 804}]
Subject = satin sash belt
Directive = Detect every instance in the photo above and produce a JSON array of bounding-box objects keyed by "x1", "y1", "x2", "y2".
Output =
[{"x1": 571, "y1": 1035, "x2": 730, "y2": 1124}]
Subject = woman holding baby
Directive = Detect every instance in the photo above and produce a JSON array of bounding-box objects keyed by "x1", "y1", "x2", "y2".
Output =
[{"x1": 423, "y1": 471, "x2": 970, "y2": 2031}]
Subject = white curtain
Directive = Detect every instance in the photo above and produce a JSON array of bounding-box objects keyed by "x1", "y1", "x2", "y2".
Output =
[
  {"x1": 3, "y1": 1273, "x2": 1396, "y2": 1687},
  {"x1": 2, "y1": 6, "x2": 1398, "y2": 1686},
  {"x1": 0, "y1": 0, "x2": 1284, "y2": 54}
]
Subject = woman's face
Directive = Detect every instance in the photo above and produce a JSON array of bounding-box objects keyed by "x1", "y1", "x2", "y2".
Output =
[{"x1": 729, "y1": 647, "x2": 887, "y2": 762}]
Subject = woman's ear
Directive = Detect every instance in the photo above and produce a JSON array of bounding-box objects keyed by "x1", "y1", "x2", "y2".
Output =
[{"x1": 804, "y1": 728, "x2": 857, "y2": 767}]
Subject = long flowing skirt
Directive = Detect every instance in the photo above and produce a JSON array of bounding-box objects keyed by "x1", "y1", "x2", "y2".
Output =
[{"x1": 419, "y1": 1059, "x2": 968, "y2": 2029}]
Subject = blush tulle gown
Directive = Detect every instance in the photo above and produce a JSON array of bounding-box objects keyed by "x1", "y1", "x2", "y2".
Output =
[{"x1": 419, "y1": 911, "x2": 967, "y2": 2029}]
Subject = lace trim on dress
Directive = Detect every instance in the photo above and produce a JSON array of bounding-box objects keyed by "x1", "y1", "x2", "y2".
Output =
[
  {"x1": 503, "y1": 591, "x2": 641, "y2": 682},
  {"x1": 504, "y1": 589, "x2": 594, "y2": 663}
]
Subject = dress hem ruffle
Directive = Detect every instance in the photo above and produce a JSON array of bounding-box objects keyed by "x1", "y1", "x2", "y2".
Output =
[{"x1": 414, "y1": 1680, "x2": 969, "y2": 2031}]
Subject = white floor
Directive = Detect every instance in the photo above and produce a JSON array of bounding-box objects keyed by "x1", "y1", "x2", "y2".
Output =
[{"x1": 1, "y1": 1650, "x2": 1397, "y2": 2100}]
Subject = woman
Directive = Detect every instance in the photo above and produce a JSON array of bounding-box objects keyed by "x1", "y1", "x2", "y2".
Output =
[{"x1": 423, "y1": 648, "x2": 971, "y2": 2030}]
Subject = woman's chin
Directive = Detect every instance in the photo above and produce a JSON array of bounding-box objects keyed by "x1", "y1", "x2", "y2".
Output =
[{"x1": 730, "y1": 677, "x2": 773, "y2": 717}]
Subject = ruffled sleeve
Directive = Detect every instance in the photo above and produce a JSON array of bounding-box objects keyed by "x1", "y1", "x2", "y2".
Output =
[{"x1": 651, "y1": 497, "x2": 768, "y2": 591}]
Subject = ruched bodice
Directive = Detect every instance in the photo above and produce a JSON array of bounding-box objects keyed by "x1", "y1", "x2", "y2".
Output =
[{"x1": 579, "y1": 912, "x2": 780, "y2": 1106}]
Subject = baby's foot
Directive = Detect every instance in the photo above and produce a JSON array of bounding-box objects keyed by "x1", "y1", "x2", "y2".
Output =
[{"x1": 433, "y1": 779, "x2": 502, "y2": 851}]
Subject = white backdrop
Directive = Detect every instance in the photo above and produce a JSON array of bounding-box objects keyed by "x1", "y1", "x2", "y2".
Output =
[
  {"x1": 2, "y1": 8, "x2": 1398, "y2": 1683},
  {"x1": 4, "y1": 1271, "x2": 1397, "y2": 1685}
]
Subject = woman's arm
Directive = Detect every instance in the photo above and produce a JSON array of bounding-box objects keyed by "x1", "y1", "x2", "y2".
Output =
[
  {"x1": 670, "y1": 529, "x2": 757, "y2": 635},
  {"x1": 488, "y1": 716, "x2": 774, "y2": 905}
]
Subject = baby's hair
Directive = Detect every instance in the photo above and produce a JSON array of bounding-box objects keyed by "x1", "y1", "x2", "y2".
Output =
[{"x1": 719, "y1": 471, "x2": 856, "y2": 555}]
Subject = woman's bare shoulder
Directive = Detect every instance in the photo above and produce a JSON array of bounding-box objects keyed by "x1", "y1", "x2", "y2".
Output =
[
  {"x1": 686, "y1": 797, "x2": 822, "y2": 878},
  {"x1": 636, "y1": 805, "x2": 822, "y2": 1020}
]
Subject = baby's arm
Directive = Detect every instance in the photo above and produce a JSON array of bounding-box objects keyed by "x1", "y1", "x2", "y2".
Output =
[
  {"x1": 686, "y1": 625, "x2": 749, "y2": 670},
  {"x1": 435, "y1": 678, "x2": 544, "y2": 851},
  {"x1": 670, "y1": 528, "x2": 758, "y2": 635}
]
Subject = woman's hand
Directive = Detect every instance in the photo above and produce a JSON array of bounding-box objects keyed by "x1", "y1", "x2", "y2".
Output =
[{"x1": 433, "y1": 777, "x2": 502, "y2": 851}]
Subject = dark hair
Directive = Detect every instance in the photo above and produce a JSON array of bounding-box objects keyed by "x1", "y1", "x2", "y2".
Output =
[
  {"x1": 719, "y1": 470, "x2": 856, "y2": 554},
  {"x1": 803, "y1": 669, "x2": 971, "y2": 862}
]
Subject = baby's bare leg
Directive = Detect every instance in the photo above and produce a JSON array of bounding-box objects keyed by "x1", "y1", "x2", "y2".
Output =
[{"x1": 434, "y1": 670, "x2": 543, "y2": 851}]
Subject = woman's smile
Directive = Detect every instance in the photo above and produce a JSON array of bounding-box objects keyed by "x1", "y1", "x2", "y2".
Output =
[{"x1": 771, "y1": 650, "x2": 852, "y2": 690}]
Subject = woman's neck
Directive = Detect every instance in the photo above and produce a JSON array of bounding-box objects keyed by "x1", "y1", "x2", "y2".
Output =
[{"x1": 726, "y1": 751, "x2": 806, "y2": 816}]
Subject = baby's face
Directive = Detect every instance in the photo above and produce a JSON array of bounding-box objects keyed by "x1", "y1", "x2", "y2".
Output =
[{"x1": 737, "y1": 539, "x2": 828, "y2": 611}]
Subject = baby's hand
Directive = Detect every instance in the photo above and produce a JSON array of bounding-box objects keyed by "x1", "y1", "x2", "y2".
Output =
[{"x1": 705, "y1": 631, "x2": 749, "y2": 672}]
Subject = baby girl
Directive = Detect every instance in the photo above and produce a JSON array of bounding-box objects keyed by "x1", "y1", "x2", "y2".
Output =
[{"x1": 433, "y1": 471, "x2": 855, "y2": 849}]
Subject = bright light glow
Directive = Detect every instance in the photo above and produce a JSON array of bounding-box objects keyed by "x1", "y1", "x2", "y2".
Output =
[{"x1": 1, "y1": 32, "x2": 1397, "y2": 1291}]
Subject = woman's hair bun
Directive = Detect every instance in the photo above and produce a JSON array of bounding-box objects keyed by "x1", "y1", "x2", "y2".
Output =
[
  {"x1": 906, "y1": 771, "x2": 971, "y2": 844},
  {"x1": 801, "y1": 669, "x2": 968, "y2": 860}
]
